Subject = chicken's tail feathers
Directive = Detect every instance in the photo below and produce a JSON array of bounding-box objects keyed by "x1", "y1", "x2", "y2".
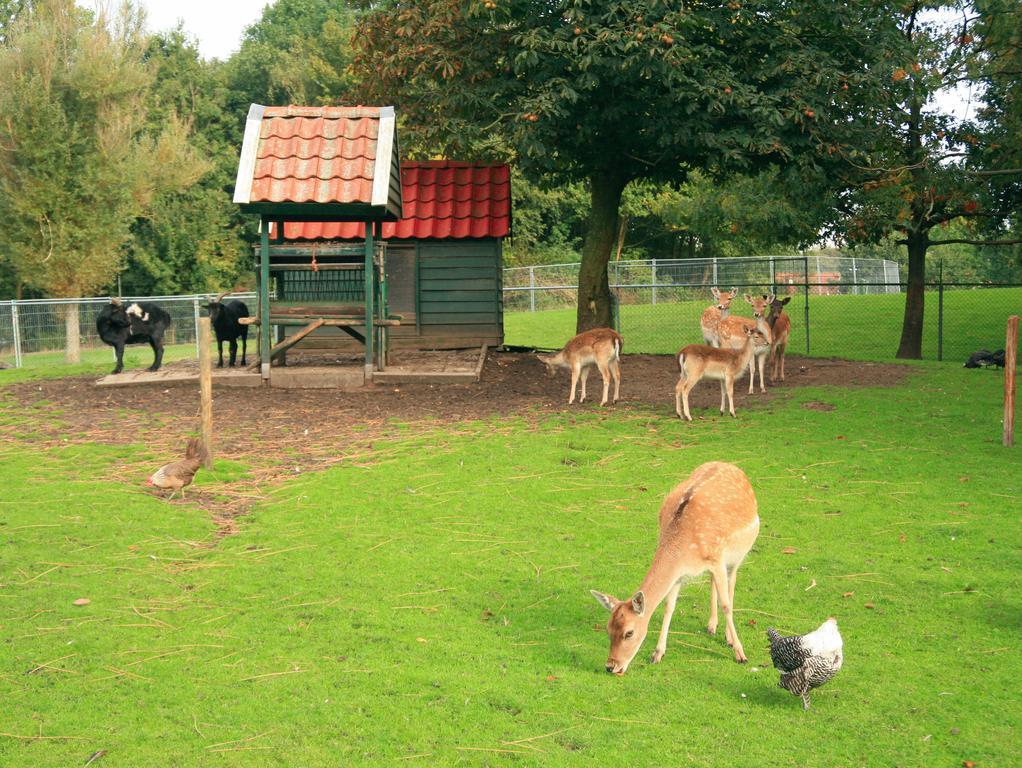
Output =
[
  {"x1": 766, "y1": 627, "x2": 782, "y2": 645},
  {"x1": 184, "y1": 437, "x2": 208, "y2": 463}
]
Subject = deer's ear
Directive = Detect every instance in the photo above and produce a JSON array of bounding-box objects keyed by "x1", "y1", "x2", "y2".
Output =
[
  {"x1": 781, "y1": 296, "x2": 791, "y2": 305},
  {"x1": 590, "y1": 590, "x2": 618, "y2": 612},
  {"x1": 711, "y1": 287, "x2": 721, "y2": 298},
  {"x1": 743, "y1": 293, "x2": 754, "y2": 304},
  {"x1": 766, "y1": 293, "x2": 775, "y2": 303},
  {"x1": 630, "y1": 591, "x2": 646, "y2": 616},
  {"x1": 729, "y1": 287, "x2": 737, "y2": 295}
]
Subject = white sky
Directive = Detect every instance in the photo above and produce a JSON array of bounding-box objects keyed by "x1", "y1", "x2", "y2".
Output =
[{"x1": 138, "y1": 0, "x2": 269, "y2": 61}]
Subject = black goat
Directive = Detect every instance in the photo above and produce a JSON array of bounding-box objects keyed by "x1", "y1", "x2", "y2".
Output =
[
  {"x1": 207, "y1": 292, "x2": 250, "y2": 368},
  {"x1": 96, "y1": 299, "x2": 172, "y2": 374}
]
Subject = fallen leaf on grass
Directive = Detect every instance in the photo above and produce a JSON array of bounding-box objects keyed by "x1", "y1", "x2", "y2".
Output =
[
  {"x1": 782, "y1": 547, "x2": 798, "y2": 555},
  {"x1": 545, "y1": 675, "x2": 557, "y2": 682},
  {"x1": 899, "y1": 533, "x2": 908, "y2": 543},
  {"x1": 73, "y1": 598, "x2": 90, "y2": 606},
  {"x1": 416, "y1": 637, "x2": 427, "y2": 644},
  {"x1": 842, "y1": 592, "x2": 854, "y2": 598},
  {"x1": 747, "y1": 619, "x2": 757, "y2": 626},
  {"x1": 864, "y1": 602, "x2": 875, "y2": 609},
  {"x1": 84, "y1": 750, "x2": 106, "y2": 766},
  {"x1": 963, "y1": 761, "x2": 977, "y2": 768}
]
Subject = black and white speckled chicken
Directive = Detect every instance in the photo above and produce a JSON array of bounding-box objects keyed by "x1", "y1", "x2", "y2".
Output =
[{"x1": 767, "y1": 617, "x2": 843, "y2": 710}]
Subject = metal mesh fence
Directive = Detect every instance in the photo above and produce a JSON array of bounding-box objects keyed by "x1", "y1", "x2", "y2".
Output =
[
  {"x1": 503, "y1": 256, "x2": 1022, "y2": 364},
  {"x1": 0, "y1": 293, "x2": 257, "y2": 369}
]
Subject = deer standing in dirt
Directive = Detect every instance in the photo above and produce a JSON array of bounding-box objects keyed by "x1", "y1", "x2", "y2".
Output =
[
  {"x1": 591, "y1": 461, "x2": 760, "y2": 674},
  {"x1": 674, "y1": 326, "x2": 769, "y2": 421},
  {"x1": 699, "y1": 287, "x2": 736, "y2": 347},
  {"x1": 538, "y1": 328, "x2": 622, "y2": 405},
  {"x1": 718, "y1": 294, "x2": 774, "y2": 394},
  {"x1": 767, "y1": 295, "x2": 792, "y2": 382}
]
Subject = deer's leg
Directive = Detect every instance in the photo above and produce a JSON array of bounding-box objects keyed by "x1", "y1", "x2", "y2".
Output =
[
  {"x1": 579, "y1": 366, "x2": 590, "y2": 403},
  {"x1": 675, "y1": 376, "x2": 685, "y2": 419},
  {"x1": 707, "y1": 579, "x2": 719, "y2": 635},
  {"x1": 568, "y1": 364, "x2": 580, "y2": 404},
  {"x1": 724, "y1": 564, "x2": 741, "y2": 647},
  {"x1": 758, "y1": 354, "x2": 766, "y2": 393},
  {"x1": 610, "y1": 358, "x2": 621, "y2": 403},
  {"x1": 779, "y1": 343, "x2": 787, "y2": 381},
  {"x1": 748, "y1": 355, "x2": 755, "y2": 394},
  {"x1": 719, "y1": 380, "x2": 726, "y2": 415},
  {"x1": 725, "y1": 375, "x2": 737, "y2": 417},
  {"x1": 652, "y1": 582, "x2": 682, "y2": 663},
  {"x1": 596, "y1": 360, "x2": 611, "y2": 406},
  {"x1": 712, "y1": 563, "x2": 746, "y2": 662},
  {"x1": 680, "y1": 379, "x2": 695, "y2": 421}
]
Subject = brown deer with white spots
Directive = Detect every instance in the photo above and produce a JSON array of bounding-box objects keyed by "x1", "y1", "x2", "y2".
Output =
[
  {"x1": 537, "y1": 328, "x2": 622, "y2": 405},
  {"x1": 718, "y1": 294, "x2": 774, "y2": 394},
  {"x1": 674, "y1": 326, "x2": 769, "y2": 421},
  {"x1": 591, "y1": 462, "x2": 760, "y2": 674},
  {"x1": 699, "y1": 287, "x2": 737, "y2": 347},
  {"x1": 767, "y1": 295, "x2": 792, "y2": 382}
]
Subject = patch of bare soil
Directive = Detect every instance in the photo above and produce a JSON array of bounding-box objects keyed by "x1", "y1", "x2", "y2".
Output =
[{"x1": 2, "y1": 353, "x2": 909, "y2": 536}]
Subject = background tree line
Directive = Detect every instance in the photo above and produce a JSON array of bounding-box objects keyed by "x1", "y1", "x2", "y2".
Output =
[{"x1": 0, "y1": 0, "x2": 1019, "y2": 360}]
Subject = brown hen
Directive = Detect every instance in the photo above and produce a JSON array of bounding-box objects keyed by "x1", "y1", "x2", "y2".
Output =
[{"x1": 147, "y1": 438, "x2": 207, "y2": 500}]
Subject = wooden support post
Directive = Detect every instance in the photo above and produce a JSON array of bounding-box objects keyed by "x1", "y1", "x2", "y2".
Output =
[
  {"x1": 198, "y1": 317, "x2": 215, "y2": 469},
  {"x1": 1005, "y1": 315, "x2": 1018, "y2": 448},
  {"x1": 259, "y1": 218, "x2": 271, "y2": 379},
  {"x1": 364, "y1": 226, "x2": 375, "y2": 382}
]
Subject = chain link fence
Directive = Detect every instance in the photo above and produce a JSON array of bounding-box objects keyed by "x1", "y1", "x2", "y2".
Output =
[
  {"x1": 0, "y1": 293, "x2": 256, "y2": 369},
  {"x1": 503, "y1": 256, "x2": 1021, "y2": 364}
]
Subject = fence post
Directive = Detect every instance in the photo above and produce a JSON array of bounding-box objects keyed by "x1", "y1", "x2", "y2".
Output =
[
  {"x1": 769, "y1": 257, "x2": 775, "y2": 294},
  {"x1": 937, "y1": 261, "x2": 944, "y2": 362},
  {"x1": 193, "y1": 296, "x2": 201, "y2": 359},
  {"x1": 1004, "y1": 315, "x2": 1018, "y2": 447},
  {"x1": 712, "y1": 257, "x2": 718, "y2": 286},
  {"x1": 651, "y1": 258, "x2": 658, "y2": 305},
  {"x1": 529, "y1": 266, "x2": 536, "y2": 313},
  {"x1": 803, "y1": 256, "x2": 811, "y2": 354},
  {"x1": 851, "y1": 257, "x2": 859, "y2": 295},
  {"x1": 11, "y1": 301, "x2": 22, "y2": 368}
]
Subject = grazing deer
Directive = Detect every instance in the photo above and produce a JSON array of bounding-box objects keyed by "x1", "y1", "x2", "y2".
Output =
[
  {"x1": 591, "y1": 461, "x2": 760, "y2": 673},
  {"x1": 699, "y1": 287, "x2": 737, "y2": 347},
  {"x1": 718, "y1": 294, "x2": 774, "y2": 394},
  {"x1": 767, "y1": 295, "x2": 792, "y2": 382},
  {"x1": 538, "y1": 328, "x2": 622, "y2": 405},
  {"x1": 675, "y1": 326, "x2": 769, "y2": 421}
]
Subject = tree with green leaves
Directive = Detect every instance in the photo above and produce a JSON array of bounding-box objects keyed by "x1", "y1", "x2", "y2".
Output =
[
  {"x1": 353, "y1": 0, "x2": 904, "y2": 332},
  {"x1": 833, "y1": 1, "x2": 1022, "y2": 358},
  {"x1": 0, "y1": 0, "x2": 208, "y2": 361}
]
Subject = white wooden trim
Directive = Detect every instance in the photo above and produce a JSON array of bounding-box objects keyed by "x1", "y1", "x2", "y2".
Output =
[
  {"x1": 233, "y1": 104, "x2": 266, "y2": 204},
  {"x1": 371, "y1": 106, "x2": 396, "y2": 207}
]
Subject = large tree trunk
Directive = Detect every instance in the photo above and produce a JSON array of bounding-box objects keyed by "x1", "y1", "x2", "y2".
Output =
[
  {"x1": 576, "y1": 170, "x2": 628, "y2": 333},
  {"x1": 896, "y1": 233, "x2": 928, "y2": 359},
  {"x1": 64, "y1": 303, "x2": 81, "y2": 364}
]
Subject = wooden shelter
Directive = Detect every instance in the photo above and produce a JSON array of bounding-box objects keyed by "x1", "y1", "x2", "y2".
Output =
[
  {"x1": 233, "y1": 104, "x2": 403, "y2": 381},
  {"x1": 275, "y1": 161, "x2": 511, "y2": 353}
]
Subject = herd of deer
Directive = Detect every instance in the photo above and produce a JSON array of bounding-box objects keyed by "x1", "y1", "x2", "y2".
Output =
[{"x1": 539, "y1": 288, "x2": 792, "y2": 420}]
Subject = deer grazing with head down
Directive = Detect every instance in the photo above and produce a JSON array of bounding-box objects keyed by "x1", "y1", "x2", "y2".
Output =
[
  {"x1": 717, "y1": 294, "x2": 774, "y2": 394},
  {"x1": 591, "y1": 461, "x2": 760, "y2": 674},
  {"x1": 699, "y1": 287, "x2": 736, "y2": 347},
  {"x1": 674, "y1": 325, "x2": 769, "y2": 421},
  {"x1": 766, "y1": 295, "x2": 791, "y2": 382},
  {"x1": 538, "y1": 328, "x2": 622, "y2": 405}
]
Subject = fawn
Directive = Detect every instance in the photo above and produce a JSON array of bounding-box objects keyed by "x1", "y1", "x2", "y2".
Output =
[
  {"x1": 591, "y1": 461, "x2": 760, "y2": 673},
  {"x1": 675, "y1": 326, "x2": 768, "y2": 421},
  {"x1": 718, "y1": 294, "x2": 774, "y2": 394},
  {"x1": 699, "y1": 287, "x2": 737, "y2": 347},
  {"x1": 767, "y1": 295, "x2": 792, "y2": 381},
  {"x1": 537, "y1": 328, "x2": 622, "y2": 405}
]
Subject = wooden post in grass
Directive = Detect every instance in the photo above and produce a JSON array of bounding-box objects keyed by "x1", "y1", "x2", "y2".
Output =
[
  {"x1": 1005, "y1": 315, "x2": 1018, "y2": 448},
  {"x1": 198, "y1": 317, "x2": 215, "y2": 469}
]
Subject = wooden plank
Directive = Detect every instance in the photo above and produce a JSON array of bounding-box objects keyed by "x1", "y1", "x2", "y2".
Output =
[
  {"x1": 270, "y1": 320, "x2": 325, "y2": 360},
  {"x1": 474, "y1": 344, "x2": 488, "y2": 382},
  {"x1": 420, "y1": 312, "x2": 499, "y2": 325},
  {"x1": 419, "y1": 301, "x2": 498, "y2": 313},
  {"x1": 1005, "y1": 315, "x2": 1018, "y2": 447},
  {"x1": 420, "y1": 278, "x2": 498, "y2": 290}
]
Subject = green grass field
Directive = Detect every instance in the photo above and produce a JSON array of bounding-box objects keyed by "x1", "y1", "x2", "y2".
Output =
[
  {"x1": 506, "y1": 286, "x2": 1022, "y2": 361},
  {"x1": 1, "y1": 361, "x2": 1020, "y2": 766}
]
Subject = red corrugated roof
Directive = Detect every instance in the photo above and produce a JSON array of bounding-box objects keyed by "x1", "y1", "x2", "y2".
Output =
[
  {"x1": 280, "y1": 161, "x2": 511, "y2": 241},
  {"x1": 250, "y1": 107, "x2": 381, "y2": 205}
]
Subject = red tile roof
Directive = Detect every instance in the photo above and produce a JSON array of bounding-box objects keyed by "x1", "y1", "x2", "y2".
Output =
[
  {"x1": 279, "y1": 161, "x2": 511, "y2": 241},
  {"x1": 234, "y1": 105, "x2": 402, "y2": 218}
]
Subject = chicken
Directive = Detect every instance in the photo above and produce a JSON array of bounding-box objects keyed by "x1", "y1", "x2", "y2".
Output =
[
  {"x1": 147, "y1": 438, "x2": 207, "y2": 500},
  {"x1": 767, "y1": 617, "x2": 843, "y2": 710}
]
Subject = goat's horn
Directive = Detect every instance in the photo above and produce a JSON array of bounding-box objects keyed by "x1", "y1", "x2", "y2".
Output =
[
  {"x1": 213, "y1": 290, "x2": 230, "y2": 303},
  {"x1": 111, "y1": 297, "x2": 122, "y2": 306}
]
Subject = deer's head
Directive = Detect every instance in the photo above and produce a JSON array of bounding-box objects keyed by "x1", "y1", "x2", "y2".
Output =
[
  {"x1": 745, "y1": 293, "x2": 774, "y2": 320},
  {"x1": 591, "y1": 589, "x2": 650, "y2": 675},
  {"x1": 710, "y1": 287, "x2": 737, "y2": 313},
  {"x1": 535, "y1": 351, "x2": 565, "y2": 377},
  {"x1": 768, "y1": 295, "x2": 791, "y2": 319}
]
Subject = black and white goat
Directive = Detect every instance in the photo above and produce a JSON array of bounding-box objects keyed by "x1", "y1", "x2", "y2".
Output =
[
  {"x1": 207, "y1": 292, "x2": 250, "y2": 368},
  {"x1": 96, "y1": 299, "x2": 172, "y2": 374}
]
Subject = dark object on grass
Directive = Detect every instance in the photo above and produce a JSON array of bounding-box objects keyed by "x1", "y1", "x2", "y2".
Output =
[
  {"x1": 964, "y1": 349, "x2": 1006, "y2": 368},
  {"x1": 96, "y1": 299, "x2": 172, "y2": 374},
  {"x1": 207, "y1": 291, "x2": 250, "y2": 368},
  {"x1": 147, "y1": 437, "x2": 207, "y2": 500},
  {"x1": 767, "y1": 617, "x2": 843, "y2": 710}
]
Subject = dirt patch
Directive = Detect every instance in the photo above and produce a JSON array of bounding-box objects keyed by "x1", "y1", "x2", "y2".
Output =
[
  {"x1": 802, "y1": 400, "x2": 837, "y2": 412},
  {"x1": 2, "y1": 353, "x2": 909, "y2": 535}
]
